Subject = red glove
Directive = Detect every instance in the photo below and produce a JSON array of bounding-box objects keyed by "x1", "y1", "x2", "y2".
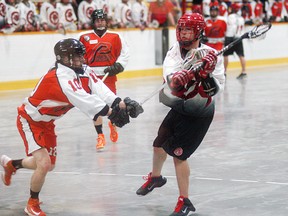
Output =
[
  {"x1": 199, "y1": 51, "x2": 217, "y2": 79},
  {"x1": 170, "y1": 70, "x2": 194, "y2": 91}
]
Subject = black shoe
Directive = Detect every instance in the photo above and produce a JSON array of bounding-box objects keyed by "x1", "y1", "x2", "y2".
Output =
[
  {"x1": 236, "y1": 73, "x2": 247, "y2": 79},
  {"x1": 136, "y1": 172, "x2": 167, "y2": 196},
  {"x1": 169, "y1": 196, "x2": 196, "y2": 216}
]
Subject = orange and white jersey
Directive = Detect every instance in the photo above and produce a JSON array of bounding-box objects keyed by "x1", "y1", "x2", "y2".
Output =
[
  {"x1": 17, "y1": 1, "x2": 38, "y2": 26},
  {"x1": 79, "y1": 30, "x2": 129, "y2": 76},
  {"x1": 225, "y1": 13, "x2": 245, "y2": 38},
  {"x1": 57, "y1": 2, "x2": 77, "y2": 30},
  {"x1": 114, "y1": 2, "x2": 133, "y2": 27},
  {"x1": 77, "y1": 0, "x2": 97, "y2": 26},
  {"x1": 19, "y1": 63, "x2": 118, "y2": 123},
  {"x1": 40, "y1": 2, "x2": 59, "y2": 29},
  {"x1": 131, "y1": 1, "x2": 148, "y2": 27},
  {"x1": 204, "y1": 16, "x2": 227, "y2": 50}
]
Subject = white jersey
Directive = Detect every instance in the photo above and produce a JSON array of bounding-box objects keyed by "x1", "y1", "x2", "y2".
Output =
[
  {"x1": 77, "y1": 0, "x2": 97, "y2": 26},
  {"x1": 5, "y1": 4, "x2": 20, "y2": 28},
  {"x1": 114, "y1": 2, "x2": 133, "y2": 27},
  {"x1": 57, "y1": 2, "x2": 77, "y2": 30},
  {"x1": 225, "y1": 13, "x2": 245, "y2": 38},
  {"x1": 160, "y1": 42, "x2": 225, "y2": 116},
  {"x1": 131, "y1": 1, "x2": 148, "y2": 27},
  {"x1": 20, "y1": 63, "x2": 118, "y2": 123},
  {"x1": 17, "y1": 1, "x2": 38, "y2": 27},
  {"x1": 0, "y1": 0, "x2": 6, "y2": 27},
  {"x1": 95, "y1": 0, "x2": 111, "y2": 16},
  {"x1": 40, "y1": 2, "x2": 59, "y2": 29}
]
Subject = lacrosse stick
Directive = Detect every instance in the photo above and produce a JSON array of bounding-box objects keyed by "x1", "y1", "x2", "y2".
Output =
[
  {"x1": 102, "y1": 72, "x2": 109, "y2": 82},
  {"x1": 139, "y1": 22, "x2": 272, "y2": 105}
]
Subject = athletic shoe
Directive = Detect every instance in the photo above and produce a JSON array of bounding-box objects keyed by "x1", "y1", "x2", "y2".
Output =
[
  {"x1": 108, "y1": 121, "x2": 118, "y2": 143},
  {"x1": 169, "y1": 196, "x2": 196, "y2": 216},
  {"x1": 236, "y1": 73, "x2": 247, "y2": 80},
  {"x1": 1, "y1": 155, "x2": 16, "y2": 186},
  {"x1": 24, "y1": 198, "x2": 46, "y2": 216},
  {"x1": 96, "y1": 134, "x2": 106, "y2": 151},
  {"x1": 136, "y1": 172, "x2": 167, "y2": 196}
]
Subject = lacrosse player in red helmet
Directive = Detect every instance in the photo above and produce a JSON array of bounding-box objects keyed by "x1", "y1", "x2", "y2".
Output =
[{"x1": 136, "y1": 12, "x2": 225, "y2": 216}]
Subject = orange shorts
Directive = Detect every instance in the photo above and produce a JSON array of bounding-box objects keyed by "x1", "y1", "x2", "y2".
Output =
[{"x1": 17, "y1": 113, "x2": 57, "y2": 165}]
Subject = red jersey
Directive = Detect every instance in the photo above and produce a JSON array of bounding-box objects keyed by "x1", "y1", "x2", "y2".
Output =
[
  {"x1": 254, "y1": 1, "x2": 263, "y2": 18},
  {"x1": 285, "y1": 0, "x2": 288, "y2": 13},
  {"x1": 149, "y1": 0, "x2": 174, "y2": 25},
  {"x1": 79, "y1": 30, "x2": 129, "y2": 76},
  {"x1": 271, "y1": 1, "x2": 283, "y2": 18},
  {"x1": 204, "y1": 17, "x2": 227, "y2": 50}
]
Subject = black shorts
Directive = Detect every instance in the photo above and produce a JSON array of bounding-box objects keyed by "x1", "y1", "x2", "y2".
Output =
[
  {"x1": 153, "y1": 109, "x2": 214, "y2": 160},
  {"x1": 223, "y1": 37, "x2": 245, "y2": 57}
]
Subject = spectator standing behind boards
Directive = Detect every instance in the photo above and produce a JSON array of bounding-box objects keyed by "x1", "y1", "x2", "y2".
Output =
[
  {"x1": 18, "y1": 0, "x2": 40, "y2": 31},
  {"x1": 77, "y1": 0, "x2": 97, "y2": 30},
  {"x1": 1, "y1": 0, "x2": 21, "y2": 33},
  {"x1": 148, "y1": 0, "x2": 175, "y2": 27},
  {"x1": 218, "y1": 0, "x2": 228, "y2": 17},
  {"x1": 79, "y1": 9, "x2": 130, "y2": 151},
  {"x1": 204, "y1": 6, "x2": 227, "y2": 51},
  {"x1": 0, "y1": 0, "x2": 7, "y2": 29},
  {"x1": 251, "y1": 0, "x2": 263, "y2": 24},
  {"x1": 114, "y1": 0, "x2": 133, "y2": 28},
  {"x1": 57, "y1": 0, "x2": 77, "y2": 31},
  {"x1": 284, "y1": 0, "x2": 288, "y2": 21},
  {"x1": 223, "y1": 1, "x2": 247, "y2": 79},
  {"x1": 241, "y1": 0, "x2": 253, "y2": 24},
  {"x1": 40, "y1": 0, "x2": 63, "y2": 31},
  {"x1": 269, "y1": 0, "x2": 283, "y2": 22},
  {"x1": 131, "y1": 0, "x2": 148, "y2": 30}
]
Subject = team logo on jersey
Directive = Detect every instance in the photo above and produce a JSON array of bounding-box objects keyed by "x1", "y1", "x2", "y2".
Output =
[
  {"x1": 11, "y1": 11, "x2": 20, "y2": 25},
  {"x1": 49, "y1": 11, "x2": 59, "y2": 26},
  {"x1": 89, "y1": 39, "x2": 98, "y2": 44},
  {"x1": 27, "y1": 10, "x2": 34, "y2": 25},
  {"x1": 65, "y1": 9, "x2": 74, "y2": 22},
  {"x1": 174, "y1": 147, "x2": 183, "y2": 156},
  {"x1": 86, "y1": 6, "x2": 94, "y2": 19},
  {"x1": 84, "y1": 35, "x2": 90, "y2": 41}
]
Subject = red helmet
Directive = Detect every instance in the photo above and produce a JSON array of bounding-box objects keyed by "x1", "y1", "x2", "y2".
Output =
[
  {"x1": 176, "y1": 13, "x2": 206, "y2": 48},
  {"x1": 231, "y1": 2, "x2": 242, "y2": 12}
]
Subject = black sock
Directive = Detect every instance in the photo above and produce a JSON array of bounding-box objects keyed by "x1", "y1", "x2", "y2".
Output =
[
  {"x1": 11, "y1": 159, "x2": 23, "y2": 170},
  {"x1": 30, "y1": 190, "x2": 40, "y2": 199},
  {"x1": 95, "y1": 125, "x2": 103, "y2": 134}
]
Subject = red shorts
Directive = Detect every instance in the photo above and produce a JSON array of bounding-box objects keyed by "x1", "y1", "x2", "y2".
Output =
[
  {"x1": 97, "y1": 75, "x2": 117, "y2": 94},
  {"x1": 17, "y1": 106, "x2": 57, "y2": 165}
]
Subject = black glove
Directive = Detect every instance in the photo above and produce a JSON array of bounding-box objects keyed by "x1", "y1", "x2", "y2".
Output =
[
  {"x1": 108, "y1": 105, "x2": 130, "y2": 128},
  {"x1": 104, "y1": 62, "x2": 124, "y2": 76},
  {"x1": 124, "y1": 97, "x2": 144, "y2": 118}
]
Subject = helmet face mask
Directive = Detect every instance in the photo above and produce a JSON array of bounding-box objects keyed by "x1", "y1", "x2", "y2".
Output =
[
  {"x1": 54, "y1": 38, "x2": 86, "y2": 74},
  {"x1": 176, "y1": 13, "x2": 206, "y2": 49}
]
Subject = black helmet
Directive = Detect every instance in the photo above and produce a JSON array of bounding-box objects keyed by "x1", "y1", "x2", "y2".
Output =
[
  {"x1": 54, "y1": 38, "x2": 86, "y2": 74},
  {"x1": 54, "y1": 38, "x2": 86, "y2": 60},
  {"x1": 91, "y1": 9, "x2": 108, "y2": 23},
  {"x1": 210, "y1": 5, "x2": 219, "y2": 11}
]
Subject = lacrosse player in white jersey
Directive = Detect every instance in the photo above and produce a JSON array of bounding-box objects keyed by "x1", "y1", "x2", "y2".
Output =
[
  {"x1": 131, "y1": 0, "x2": 148, "y2": 30},
  {"x1": 1, "y1": 0, "x2": 21, "y2": 33},
  {"x1": 77, "y1": 0, "x2": 97, "y2": 30},
  {"x1": 0, "y1": 38, "x2": 143, "y2": 216},
  {"x1": 113, "y1": 0, "x2": 133, "y2": 28},
  {"x1": 40, "y1": 0, "x2": 63, "y2": 31},
  {"x1": 136, "y1": 12, "x2": 225, "y2": 216},
  {"x1": 223, "y1": 2, "x2": 247, "y2": 79},
  {"x1": 57, "y1": 0, "x2": 77, "y2": 31},
  {"x1": 0, "y1": 0, "x2": 7, "y2": 29},
  {"x1": 18, "y1": 0, "x2": 40, "y2": 31}
]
